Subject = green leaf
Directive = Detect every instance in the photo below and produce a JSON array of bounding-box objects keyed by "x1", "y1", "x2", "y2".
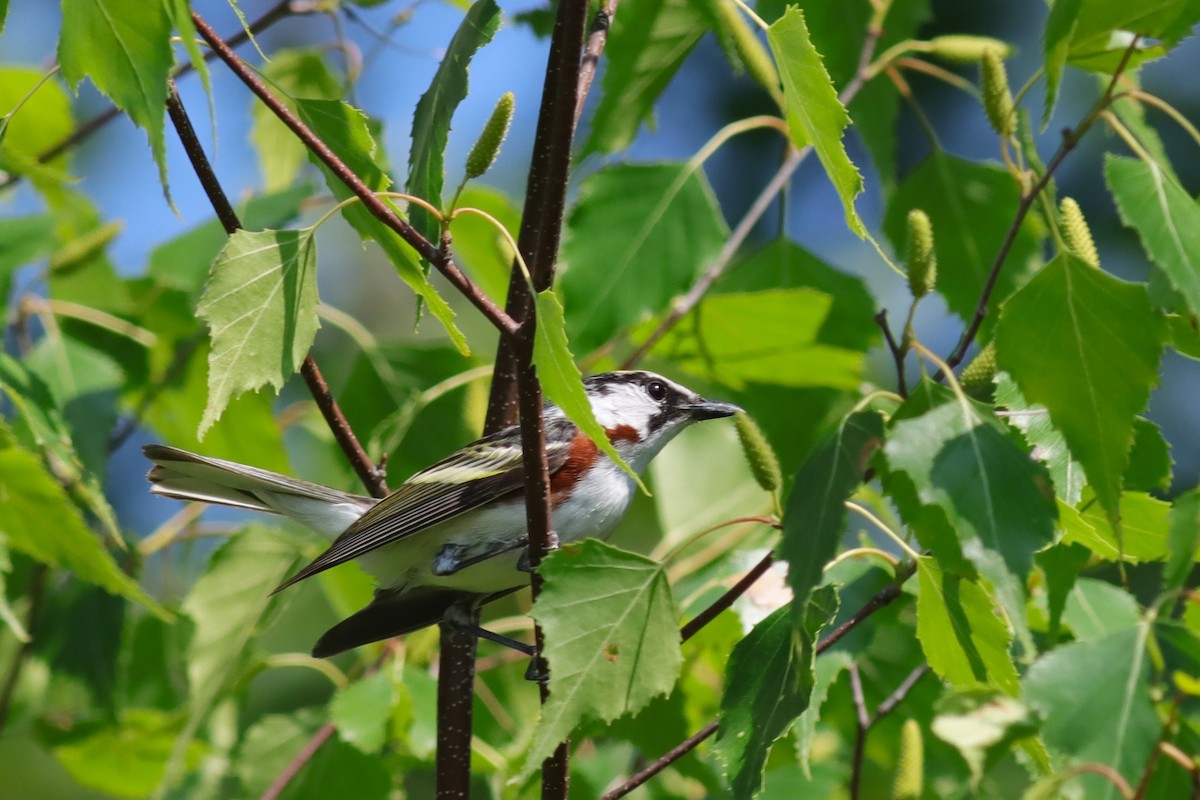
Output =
[
  {"x1": 148, "y1": 183, "x2": 314, "y2": 294},
  {"x1": 0, "y1": 355, "x2": 123, "y2": 546},
  {"x1": 522, "y1": 540, "x2": 682, "y2": 779},
  {"x1": 0, "y1": 213, "x2": 54, "y2": 300},
  {"x1": 582, "y1": 0, "x2": 709, "y2": 155},
  {"x1": 166, "y1": 0, "x2": 212, "y2": 118},
  {"x1": 406, "y1": 0, "x2": 500, "y2": 245},
  {"x1": 236, "y1": 714, "x2": 321, "y2": 798},
  {"x1": 58, "y1": 0, "x2": 172, "y2": 198},
  {"x1": 330, "y1": 671, "x2": 395, "y2": 754},
  {"x1": 53, "y1": 709, "x2": 204, "y2": 799},
  {"x1": 559, "y1": 163, "x2": 728, "y2": 353},
  {"x1": 1035, "y1": 542, "x2": 1091, "y2": 643},
  {"x1": 1062, "y1": 577, "x2": 1140, "y2": 642},
  {"x1": 0, "y1": 67, "x2": 73, "y2": 175},
  {"x1": 1165, "y1": 490, "x2": 1200, "y2": 593},
  {"x1": 767, "y1": 6, "x2": 865, "y2": 236},
  {"x1": 883, "y1": 395, "x2": 1058, "y2": 585},
  {"x1": 779, "y1": 410, "x2": 884, "y2": 607},
  {"x1": 794, "y1": 649, "x2": 852, "y2": 778},
  {"x1": 533, "y1": 288, "x2": 642, "y2": 486},
  {"x1": 446, "y1": 184, "x2": 521, "y2": 302},
  {"x1": 0, "y1": 430, "x2": 165, "y2": 617},
  {"x1": 1125, "y1": 417, "x2": 1172, "y2": 492},
  {"x1": 277, "y1": 736, "x2": 391, "y2": 800},
  {"x1": 883, "y1": 154, "x2": 1043, "y2": 330},
  {"x1": 995, "y1": 253, "x2": 1166, "y2": 534},
  {"x1": 931, "y1": 690, "x2": 1038, "y2": 787},
  {"x1": 646, "y1": 289, "x2": 864, "y2": 390},
  {"x1": 1042, "y1": 0, "x2": 1200, "y2": 124},
  {"x1": 1059, "y1": 490, "x2": 1171, "y2": 562},
  {"x1": 714, "y1": 584, "x2": 838, "y2": 799},
  {"x1": 294, "y1": 98, "x2": 468, "y2": 354},
  {"x1": 995, "y1": 373, "x2": 1085, "y2": 505},
  {"x1": 916, "y1": 557, "x2": 1020, "y2": 695},
  {"x1": 1107, "y1": 154, "x2": 1200, "y2": 318},
  {"x1": 0, "y1": 541, "x2": 28, "y2": 642},
  {"x1": 1025, "y1": 622, "x2": 1160, "y2": 799},
  {"x1": 197, "y1": 228, "x2": 321, "y2": 437},
  {"x1": 250, "y1": 50, "x2": 341, "y2": 191}
]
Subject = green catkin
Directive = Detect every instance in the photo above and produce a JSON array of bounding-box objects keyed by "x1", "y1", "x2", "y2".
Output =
[
  {"x1": 713, "y1": 0, "x2": 782, "y2": 103},
  {"x1": 926, "y1": 35, "x2": 1012, "y2": 63},
  {"x1": 1060, "y1": 197, "x2": 1100, "y2": 267},
  {"x1": 734, "y1": 412, "x2": 782, "y2": 494},
  {"x1": 464, "y1": 92, "x2": 514, "y2": 181},
  {"x1": 981, "y1": 47, "x2": 1015, "y2": 137},
  {"x1": 959, "y1": 341, "x2": 997, "y2": 395},
  {"x1": 891, "y1": 719, "x2": 924, "y2": 800},
  {"x1": 905, "y1": 209, "x2": 937, "y2": 299}
]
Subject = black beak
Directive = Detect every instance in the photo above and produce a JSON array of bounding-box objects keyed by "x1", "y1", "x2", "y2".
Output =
[{"x1": 686, "y1": 399, "x2": 742, "y2": 421}]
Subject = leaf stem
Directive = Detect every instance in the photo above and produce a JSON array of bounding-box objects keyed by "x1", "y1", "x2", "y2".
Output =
[{"x1": 846, "y1": 500, "x2": 921, "y2": 561}]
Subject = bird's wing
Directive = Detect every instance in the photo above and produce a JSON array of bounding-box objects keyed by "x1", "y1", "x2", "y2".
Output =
[{"x1": 274, "y1": 420, "x2": 576, "y2": 591}]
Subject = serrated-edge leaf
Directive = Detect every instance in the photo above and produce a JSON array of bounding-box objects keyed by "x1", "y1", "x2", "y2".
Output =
[
  {"x1": 1106, "y1": 154, "x2": 1200, "y2": 317},
  {"x1": 780, "y1": 409, "x2": 884, "y2": 606},
  {"x1": 406, "y1": 0, "x2": 501, "y2": 245},
  {"x1": 521, "y1": 540, "x2": 681, "y2": 778},
  {"x1": 196, "y1": 227, "x2": 321, "y2": 437},
  {"x1": 1165, "y1": 490, "x2": 1200, "y2": 593},
  {"x1": 533, "y1": 288, "x2": 644, "y2": 488},
  {"x1": 767, "y1": 6, "x2": 865, "y2": 236}
]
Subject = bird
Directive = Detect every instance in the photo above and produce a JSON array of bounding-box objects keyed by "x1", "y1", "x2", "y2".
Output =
[{"x1": 144, "y1": 370, "x2": 740, "y2": 658}]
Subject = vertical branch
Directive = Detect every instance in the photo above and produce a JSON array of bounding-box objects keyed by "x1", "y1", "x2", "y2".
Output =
[{"x1": 164, "y1": 83, "x2": 387, "y2": 499}]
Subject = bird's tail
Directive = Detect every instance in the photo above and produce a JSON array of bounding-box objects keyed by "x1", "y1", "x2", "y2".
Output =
[{"x1": 143, "y1": 444, "x2": 376, "y2": 539}]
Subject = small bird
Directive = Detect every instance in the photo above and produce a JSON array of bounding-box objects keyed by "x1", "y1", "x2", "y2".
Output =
[{"x1": 144, "y1": 370, "x2": 739, "y2": 657}]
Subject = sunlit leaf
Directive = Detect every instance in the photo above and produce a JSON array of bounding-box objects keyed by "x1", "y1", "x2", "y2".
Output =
[
  {"x1": 1165, "y1": 490, "x2": 1200, "y2": 593},
  {"x1": 931, "y1": 690, "x2": 1038, "y2": 787},
  {"x1": 767, "y1": 6, "x2": 865, "y2": 235},
  {"x1": 996, "y1": 254, "x2": 1165, "y2": 534},
  {"x1": 58, "y1": 0, "x2": 172, "y2": 197},
  {"x1": 197, "y1": 228, "x2": 320, "y2": 437},
  {"x1": 523, "y1": 540, "x2": 682, "y2": 779},
  {"x1": 406, "y1": 0, "x2": 500, "y2": 245},
  {"x1": 250, "y1": 50, "x2": 341, "y2": 191},
  {"x1": 330, "y1": 671, "x2": 395, "y2": 754},
  {"x1": 1061, "y1": 577, "x2": 1140, "y2": 642},
  {"x1": 582, "y1": 0, "x2": 709, "y2": 155},
  {"x1": 560, "y1": 163, "x2": 728, "y2": 353},
  {"x1": 916, "y1": 557, "x2": 1020, "y2": 695},
  {"x1": 1025, "y1": 622, "x2": 1160, "y2": 799}
]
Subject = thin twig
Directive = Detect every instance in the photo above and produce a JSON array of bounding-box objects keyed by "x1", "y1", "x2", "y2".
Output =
[
  {"x1": 938, "y1": 35, "x2": 1144, "y2": 377},
  {"x1": 165, "y1": 83, "x2": 388, "y2": 500},
  {"x1": 600, "y1": 721, "x2": 719, "y2": 800},
  {"x1": 849, "y1": 663, "x2": 869, "y2": 800},
  {"x1": 680, "y1": 553, "x2": 774, "y2": 642},
  {"x1": 575, "y1": 0, "x2": 618, "y2": 127},
  {"x1": 871, "y1": 664, "x2": 929, "y2": 724},
  {"x1": 259, "y1": 723, "x2": 335, "y2": 800},
  {"x1": 875, "y1": 310, "x2": 907, "y2": 398},
  {"x1": 817, "y1": 562, "x2": 915, "y2": 655},
  {"x1": 624, "y1": 21, "x2": 886, "y2": 369},
  {"x1": 190, "y1": 10, "x2": 518, "y2": 337}
]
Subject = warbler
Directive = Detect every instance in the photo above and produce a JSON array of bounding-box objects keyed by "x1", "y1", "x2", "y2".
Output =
[{"x1": 144, "y1": 370, "x2": 739, "y2": 657}]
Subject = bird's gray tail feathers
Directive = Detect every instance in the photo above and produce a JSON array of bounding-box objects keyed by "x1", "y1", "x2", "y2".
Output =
[{"x1": 143, "y1": 444, "x2": 375, "y2": 538}]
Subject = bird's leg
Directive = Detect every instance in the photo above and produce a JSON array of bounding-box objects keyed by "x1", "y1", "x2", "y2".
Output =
[
  {"x1": 515, "y1": 529, "x2": 559, "y2": 573},
  {"x1": 432, "y1": 537, "x2": 529, "y2": 576}
]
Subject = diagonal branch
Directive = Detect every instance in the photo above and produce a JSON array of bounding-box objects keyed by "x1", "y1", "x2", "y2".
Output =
[
  {"x1": 190, "y1": 10, "x2": 519, "y2": 338},
  {"x1": 165, "y1": 82, "x2": 387, "y2": 499}
]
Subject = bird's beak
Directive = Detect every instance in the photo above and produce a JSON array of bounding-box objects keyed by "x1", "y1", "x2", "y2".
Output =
[{"x1": 686, "y1": 399, "x2": 742, "y2": 421}]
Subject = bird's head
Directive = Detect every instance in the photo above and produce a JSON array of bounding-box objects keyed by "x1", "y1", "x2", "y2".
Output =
[{"x1": 580, "y1": 370, "x2": 741, "y2": 472}]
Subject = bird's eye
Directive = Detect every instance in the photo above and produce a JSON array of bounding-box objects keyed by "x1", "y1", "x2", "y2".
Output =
[{"x1": 646, "y1": 380, "x2": 668, "y2": 402}]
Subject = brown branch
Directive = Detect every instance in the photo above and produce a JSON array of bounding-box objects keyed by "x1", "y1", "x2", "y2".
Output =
[
  {"x1": 600, "y1": 721, "x2": 718, "y2": 800},
  {"x1": 817, "y1": 561, "x2": 914, "y2": 655},
  {"x1": 680, "y1": 552, "x2": 774, "y2": 642},
  {"x1": 165, "y1": 83, "x2": 387, "y2": 499},
  {"x1": 871, "y1": 664, "x2": 929, "y2": 724},
  {"x1": 624, "y1": 22, "x2": 886, "y2": 369},
  {"x1": 436, "y1": 605, "x2": 481, "y2": 799},
  {"x1": 874, "y1": 309, "x2": 908, "y2": 399},
  {"x1": 484, "y1": 0, "x2": 591, "y2": 430},
  {"x1": 848, "y1": 663, "x2": 870, "y2": 800},
  {"x1": 189, "y1": 10, "x2": 518, "y2": 338},
  {"x1": 939, "y1": 34, "x2": 1144, "y2": 377},
  {"x1": 0, "y1": 0, "x2": 300, "y2": 193},
  {"x1": 260, "y1": 723, "x2": 335, "y2": 800}
]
